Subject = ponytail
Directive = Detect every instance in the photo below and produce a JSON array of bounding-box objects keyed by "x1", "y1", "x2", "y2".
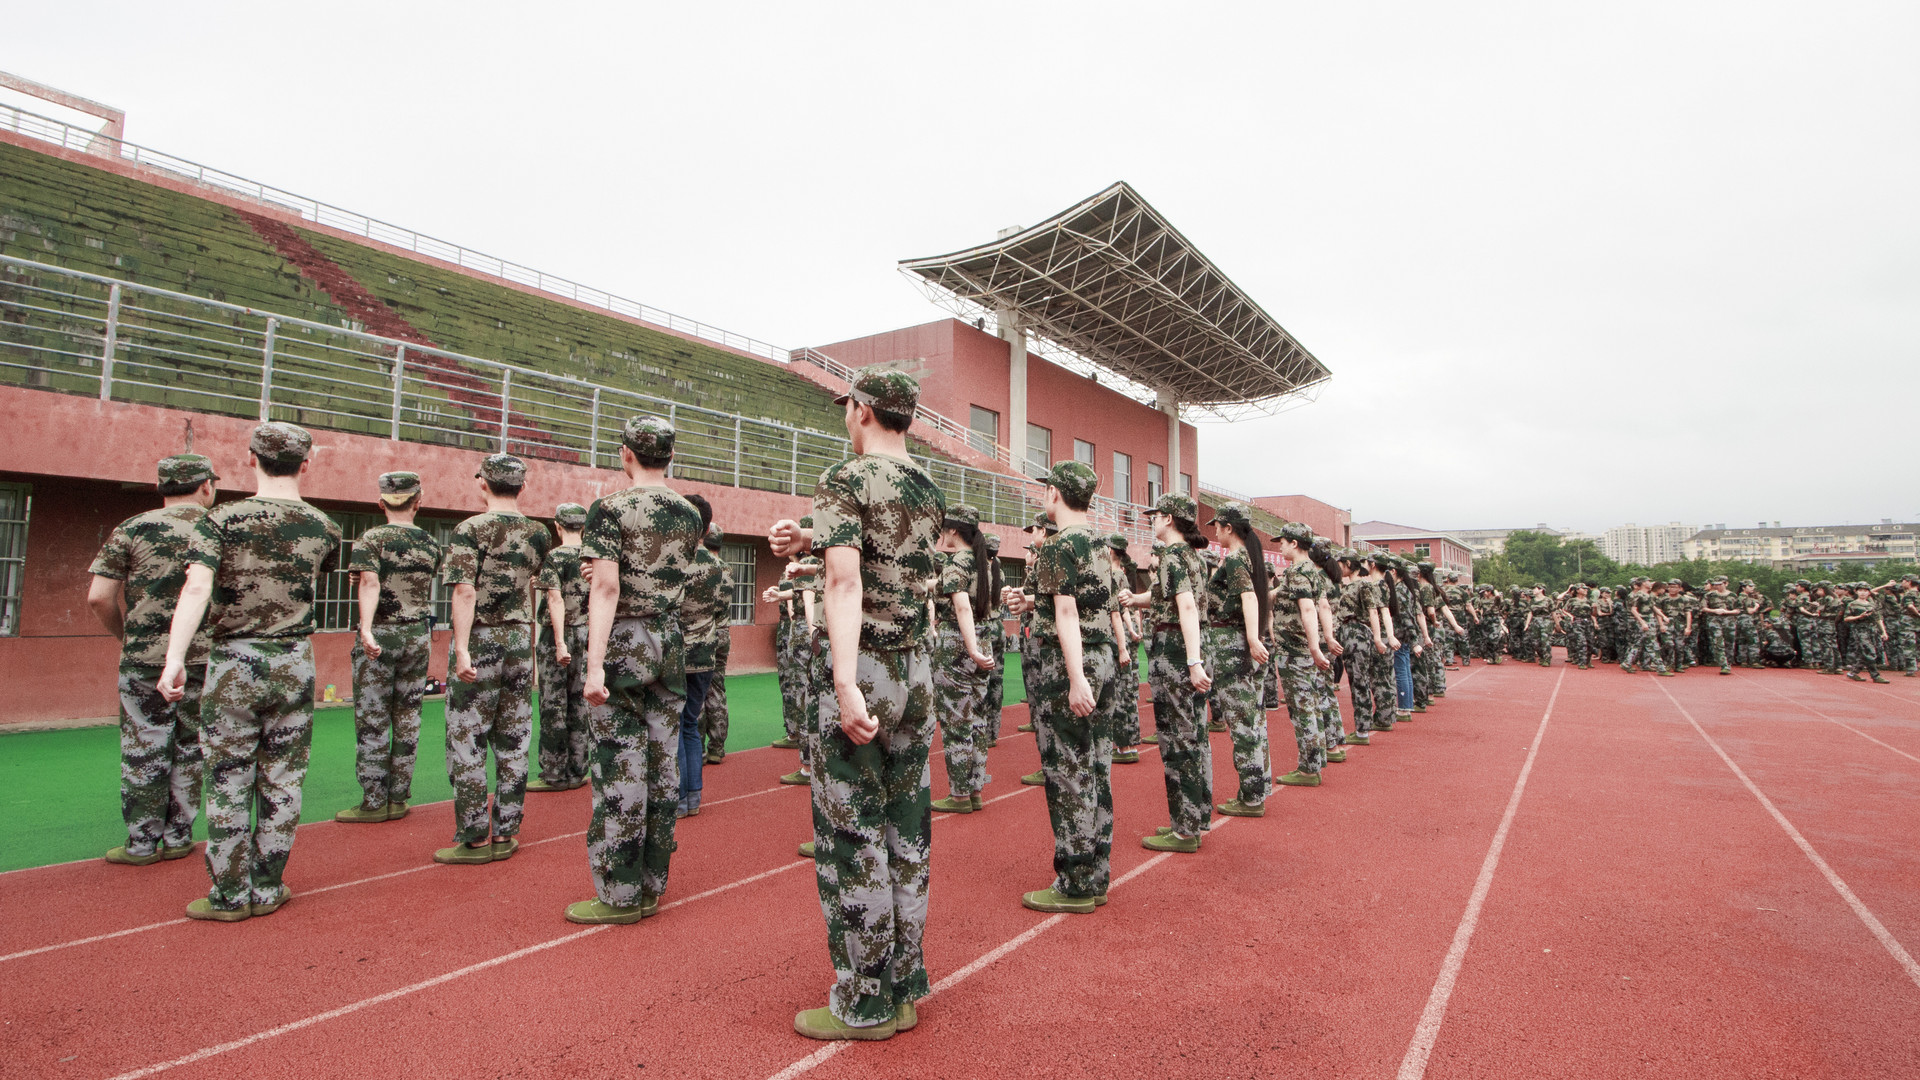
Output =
[
  {"x1": 1372, "y1": 556, "x2": 1403, "y2": 624},
  {"x1": 1308, "y1": 540, "x2": 1344, "y2": 586},
  {"x1": 1174, "y1": 515, "x2": 1208, "y2": 551},
  {"x1": 950, "y1": 520, "x2": 995, "y2": 620},
  {"x1": 1233, "y1": 521, "x2": 1273, "y2": 635}
]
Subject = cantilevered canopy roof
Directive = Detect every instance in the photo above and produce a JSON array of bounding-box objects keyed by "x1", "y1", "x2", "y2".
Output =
[{"x1": 900, "y1": 182, "x2": 1330, "y2": 420}]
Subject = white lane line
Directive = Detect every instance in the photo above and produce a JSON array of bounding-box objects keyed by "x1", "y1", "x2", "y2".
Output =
[
  {"x1": 1, "y1": 785, "x2": 791, "y2": 964},
  {"x1": 762, "y1": 820, "x2": 1234, "y2": 1080},
  {"x1": 1736, "y1": 676, "x2": 1920, "y2": 764},
  {"x1": 1396, "y1": 668, "x2": 1564, "y2": 1080},
  {"x1": 1654, "y1": 680, "x2": 1920, "y2": 991},
  {"x1": 101, "y1": 858, "x2": 813, "y2": 1080}
]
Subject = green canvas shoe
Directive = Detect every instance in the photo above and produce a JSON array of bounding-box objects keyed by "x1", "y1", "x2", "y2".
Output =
[
  {"x1": 1142, "y1": 832, "x2": 1201, "y2": 853},
  {"x1": 794, "y1": 1007, "x2": 895, "y2": 1041},
  {"x1": 779, "y1": 771, "x2": 811, "y2": 786},
  {"x1": 565, "y1": 899, "x2": 645, "y2": 925},
  {"x1": 1021, "y1": 887, "x2": 1096, "y2": 914},
  {"x1": 160, "y1": 842, "x2": 197, "y2": 861},
  {"x1": 704, "y1": 750, "x2": 725, "y2": 765},
  {"x1": 1020, "y1": 771, "x2": 1045, "y2": 786},
  {"x1": 1209, "y1": 720, "x2": 1229, "y2": 732},
  {"x1": 1342, "y1": 733, "x2": 1370, "y2": 746},
  {"x1": 930, "y1": 796, "x2": 974, "y2": 814},
  {"x1": 1112, "y1": 749, "x2": 1141, "y2": 764},
  {"x1": 525, "y1": 778, "x2": 566, "y2": 792},
  {"x1": 1325, "y1": 749, "x2": 1347, "y2": 763},
  {"x1": 433, "y1": 841, "x2": 495, "y2": 865},
  {"x1": 385, "y1": 801, "x2": 410, "y2": 820},
  {"x1": 334, "y1": 804, "x2": 389, "y2": 823},
  {"x1": 895, "y1": 999, "x2": 918, "y2": 1032},
  {"x1": 250, "y1": 888, "x2": 292, "y2": 917},
  {"x1": 641, "y1": 893, "x2": 661, "y2": 918},
  {"x1": 1277, "y1": 770, "x2": 1322, "y2": 787},
  {"x1": 104, "y1": 846, "x2": 162, "y2": 866},
  {"x1": 1140, "y1": 733, "x2": 1160, "y2": 744},
  {"x1": 184, "y1": 898, "x2": 250, "y2": 922},
  {"x1": 1216, "y1": 798, "x2": 1266, "y2": 817},
  {"x1": 491, "y1": 837, "x2": 520, "y2": 861},
  {"x1": 798, "y1": 841, "x2": 816, "y2": 859},
  {"x1": 770, "y1": 736, "x2": 800, "y2": 749},
  {"x1": 969, "y1": 794, "x2": 983, "y2": 811}
]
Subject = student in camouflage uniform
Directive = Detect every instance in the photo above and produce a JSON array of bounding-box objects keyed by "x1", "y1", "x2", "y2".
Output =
[
  {"x1": 337, "y1": 472, "x2": 443, "y2": 822},
  {"x1": 1467, "y1": 584, "x2": 1500, "y2": 663},
  {"x1": 1620, "y1": 578, "x2": 1671, "y2": 675},
  {"x1": 769, "y1": 370, "x2": 944, "y2": 1041},
  {"x1": 792, "y1": 554, "x2": 828, "y2": 786},
  {"x1": 1653, "y1": 581, "x2": 1687, "y2": 673},
  {"x1": 1592, "y1": 584, "x2": 1617, "y2": 663},
  {"x1": 1301, "y1": 543, "x2": 1351, "y2": 758},
  {"x1": 1106, "y1": 533, "x2": 1146, "y2": 764},
  {"x1": 158, "y1": 423, "x2": 341, "y2": 921},
  {"x1": 1697, "y1": 577, "x2": 1740, "y2": 675},
  {"x1": 675, "y1": 502, "x2": 729, "y2": 817},
  {"x1": 1011, "y1": 460, "x2": 1118, "y2": 913},
  {"x1": 1676, "y1": 583, "x2": 1703, "y2": 671},
  {"x1": 1013, "y1": 511, "x2": 1058, "y2": 739},
  {"x1": 1891, "y1": 576, "x2": 1920, "y2": 676},
  {"x1": 568, "y1": 417, "x2": 703, "y2": 924},
  {"x1": 767, "y1": 558, "x2": 803, "y2": 751},
  {"x1": 1784, "y1": 581, "x2": 1812, "y2": 667},
  {"x1": 1842, "y1": 583, "x2": 1892, "y2": 682},
  {"x1": 1523, "y1": 585, "x2": 1554, "y2": 667},
  {"x1": 1413, "y1": 562, "x2": 1447, "y2": 698},
  {"x1": 982, "y1": 533, "x2": 1007, "y2": 744},
  {"x1": 1203, "y1": 503, "x2": 1274, "y2": 813},
  {"x1": 1389, "y1": 563, "x2": 1424, "y2": 716},
  {"x1": 1335, "y1": 551, "x2": 1395, "y2": 736},
  {"x1": 529, "y1": 503, "x2": 591, "y2": 792},
  {"x1": 699, "y1": 525, "x2": 735, "y2": 763},
  {"x1": 928, "y1": 505, "x2": 997, "y2": 814},
  {"x1": 1268, "y1": 524, "x2": 1339, "y2": 786},
  {"x1": 1734, "y1": 581, "x2": 1766, "y2": 668},
  {"x1": 1811, "y1": 582, "x2": 1844, "y2": 673},
  {"x1": 87, "y1": 453, "x2": 219, "y2": 865},
  {"x1": 1121, "y1": 494, "x2": 1213, "y2": 851}
]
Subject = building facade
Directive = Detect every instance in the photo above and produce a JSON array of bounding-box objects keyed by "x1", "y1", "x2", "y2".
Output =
[
  {"x1": 1350, "y1": 521, "x2": 1475, "y2": 575},
  {"x1": 1599, "y1": 522, "x2": 1698, "y2": 566},
  {"x1": 1253, "y1": 495, "x2": 1353, "y2": 548},
  {"x1": 1681, "y1": 522, "x2": 1919, "y2": 568}
]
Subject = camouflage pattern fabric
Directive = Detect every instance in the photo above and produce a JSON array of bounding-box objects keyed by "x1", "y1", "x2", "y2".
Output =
[
  {"x1": 535, "y1": 625, "x2": 589, "y2": 787},
  {"x1": 587, "y1": 617, "x2": 686, "y2": 905},
  {"x1": 116, "y1": 663, "x2": 204, "y2": 855},
  {"x1": 1811, "y1": 596, "x2": 1842, "y2": 670},
  {"x1": 1275, "y1": 649, "x2": 1334, "y2": 773},
  {"x1": 1622, "y1": 593, "x2": 1668, "y2": 673},
  {"x1": 809, "y1": 455, "x2": 946, "y2": 650},
  {"x1": 811, "y1": 645, "x2": 935, "y2": 1027},
  {"x1": 1529, "y1": 597, "x2": 1554, "y2": 666},
  {"x1": 187, "y1": 497, "x2": 342, "y2": 639},
  {"x1": 200, "y1": 637, "x2": 315, "y2": 911},
  {"x1": 1148, "y1": 629, "x2": 1212, "y2": 836},
  {"x1": 90, "y1": 504, "x2": 214, "y2": 666},
  {"x1": 933, "y1": 625, "x2": 990, "y2": 795},
  {"x1": 1031, "y1": 526, "x2": 1116, "y2": 647},
  {"x1": 1735, "y1": 610, "x2": 1762, "y2": 667},
  {"x1": 446, "y1": 624, "x2": 535, "y2": 842},
  {"x1": 443, "y1": 511, "x2": 551, "y2": 626},
  {"x1": 580, "y1": 486, "x2": 702, "y2": 619},
  {"x1": 1027, "y1": 638, "x2": 1117, "y2": 898},
  {"x1": 774, "y1": 594, "x2": 805, "y2": 744},
  {"x1": 681, "y1": 545, "x2": 729, "y2": 674},
  {"x1": 1206, "y1": 626, "x2": 1270, "y2": 802},
  {"x1": 350, "y1": 619, "x2": 431, "y2": 806},
  {"x1": 1335, "y1": 620, "x2": 1389, "y2": 733},
  {"x1": 349, "y1": 523, "x2": 443, "y2": 623},
  {"x1": 701, "y1": 629, "x2": 731, "y2": 759},
  {"x1": 1842, "y1": 598, "x2": 1883, "y2": 676},
  {"x1": 535, "y1": 543, "x2": 591, "y2": 629},
  {"x1": 983, "y1": 608, "x2": 1007, "y2": 729}
]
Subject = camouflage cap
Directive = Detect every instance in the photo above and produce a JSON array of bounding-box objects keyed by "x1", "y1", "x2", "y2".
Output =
[
  {"x1": 1816, "y1": 579, "x2": 1834, "y2": 589},
  {"x1": 799, "y1": 514, "x2": 815, "y2": 529},
  {"x1": 985, "y1": 533, "x2": 1002, "y2": 554},
  {"x1": 621, "y1": 415, "x2": 676, "y2": 458},
  {"x1": 1905, "y1": 574, "x2": 1920, "y2": 584},
  {"x1": 1795, "y1": 578, "x2": 1812, "y2": 587},
  {"x1": 1418, "y1": 560, "x2": 1435, "y2": 572},
  {"x1": 1708, "y1": 575, "x2": 1729, "y2": 585},
  {"x1": 553, "y1": 502, "x2": 589, "y2": 529},
  {"x1": 705, "y1": 523, "x2": 725, "y2": 548},
  {"x1": 1029, "y1": 511, "x2": 1056, "y2": 533},
  {"x1": 1271, "y1": 520, "x2": 1313, "y2": 545},
  {"x1": 943, "y1": 504, "x2": 981, "y2": 529},
  {"x1": 1666, "y1": 578, "x2": 1684, "y2": 586},
  {"x1": 377, "y1": 471, "x2": 421, "y2": 506},
  {"x1": 1148, "y1": 492, "x2": 1198, "y2": 521},
  {"x1": 835, "y1": 369, "x2": 920, "y2": 418},
  {"x1": 1533, "y1": 583, "x2": 1548, "y2": 591},
  {"x1": 476, "y1": 452, "x2": 526, "y2": 485},
  {"x1": 158, "y1": 453, "x2": 217, "y2": 487},
  {"x1": 1740, "y1": 579, "x2": 1756, "y2": 588},
  {"x1": 1445, "y1": 570, "x2": 1462, "y2": 580},
  {"x1": 1042, "y1": 461, "x2": 1100, "y2": 504},
  {"x1": 250, "y1": 421, "x2": 313, "y2": 467},
  {"x1": 1106, "y1": 532, "x2": 1129, "y2": 551}
]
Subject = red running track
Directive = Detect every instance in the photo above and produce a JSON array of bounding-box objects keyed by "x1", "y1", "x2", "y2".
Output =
[{"x1": 2, "y1": 660, "x2": 1917, "y2": 1079}]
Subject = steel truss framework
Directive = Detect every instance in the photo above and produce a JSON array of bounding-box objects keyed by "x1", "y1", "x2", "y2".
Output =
[{"x1": 900, "y1": 181, "x2": 1330, "y2": 421}]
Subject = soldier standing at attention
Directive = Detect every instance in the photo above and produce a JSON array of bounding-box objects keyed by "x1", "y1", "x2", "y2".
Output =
[
  {"x1": 158, "y1": 423, "x2": 340, "y2": 921},
  {"x1": 982, "y1": 533, "x2": 1007, "y2": 746},
  {"x1": 1014, "y1": 512, "x2": 1057, "y2": 739},
  {"x1": 1120, "y1": 494, "x2": 1213, "y2": 851},
  {"x1": 436, "y1": 453, "x2": 551, "y2": 866},
  {"x1": 1268, "y1": 525, "x2": 1340, "y2": 786},
  {"x1": 766, "y1": 370, "x2": 944, "y2": 1040},
  {"x1": 698, "y1": 524, "x2": 735, "y2": 764},
  {"x1": 1734, "y1": 580, "x2": 1766, "y2": 668},
  {"x1": 768, "y1": 564, "x2": 802, "y2": 752},
  {"x1": 529, "y1": 503, "x2": 591, "y2": 792},
  {"x1": 928, "y1": 504, "x2": 997, "y2": 815},
  {"x1": 1620, "y1": 578, "x2": 1672, "y2": 676},
  {"x1": 1523, "y1": 585, "x2": 1554, "y2": 667},
  {"x1": 1843, "y1": 583, "x2": 1892, "y2": 683},
  {"x1": 1107, "y1": 533, "x2": 1146, "y2": 766},
  {"x1": 568, "y1": 416, "x2": 703, "y2": 924},
  {"x1": 676, "y1": 501, "x2": 727, "y2": 818},
  {"x1": 1200, "y1": 504, "x2": 1273, "y2": 813},
  {"x1": 88, "y1": 453, "x2": 219, "y2": 866},
  {"x1": 336, "y1": 472, "x2": 443, "y2": 823},
  {"x1": 1699, "y1": 577, "x2": 1740, "y2": 675}
]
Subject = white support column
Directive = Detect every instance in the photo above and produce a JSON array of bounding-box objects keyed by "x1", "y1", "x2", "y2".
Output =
[
  {"x1": 999, "y1": 307, "x2": 1028, "y2": 474},
  {"x1": 1158, "y1": 388, "x2": 1181, "y2": 491}
]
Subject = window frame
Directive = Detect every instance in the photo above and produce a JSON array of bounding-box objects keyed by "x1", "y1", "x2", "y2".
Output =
[
  {"x1": 722, "y1": 541, "x2": 757, "y2": 625},
  {"x1": 1112, "y1": 450, "x2": 1133, "y2": 504},
  {"x1": 968, "y1": 405, "x2": 1000, "y2": 457},
  {"x1": 1026, "y1": 423, "x2": 1052, "y2": 477},
  {"x1": 0, "y1": 482, "x2": 30, "y2": 637},
  {"x1": 1146, "y1": 462, "x2": 1164, "y2": 503}
]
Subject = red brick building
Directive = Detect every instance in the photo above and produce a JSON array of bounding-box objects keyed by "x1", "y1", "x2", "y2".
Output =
[{"x1": 1351, "y1": 520, "x2": 1475, "y2": 575}]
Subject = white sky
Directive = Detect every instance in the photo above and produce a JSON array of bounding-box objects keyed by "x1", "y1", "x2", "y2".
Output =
[{"x1": 8, "y1": 2, "x2": 1917, "y2": 533}]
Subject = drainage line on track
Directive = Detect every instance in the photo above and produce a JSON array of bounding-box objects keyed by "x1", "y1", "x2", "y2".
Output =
[{"x1": 1653, "y1": 679, "x2": 1920, "y2": 992}]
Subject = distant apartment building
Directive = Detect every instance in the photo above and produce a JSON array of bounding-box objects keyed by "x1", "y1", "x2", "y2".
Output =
[
  {"x1": 1350, "y1": 521, "x2": 1475, "y2": 575},
  {"x1": 1681, "y1": 521, "x2": 1919, "y2": 568},
  {"x1": 1600, "y1": 523, "x2": 1698, "y2": 566},
  {"x1": 1450, "y1": 525, "x2": 1564, "y2": 559}
]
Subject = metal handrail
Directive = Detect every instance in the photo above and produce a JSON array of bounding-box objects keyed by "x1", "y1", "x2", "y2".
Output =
[{"x1": 0, "y1": 253, "x2": 1156, "y2": 544}]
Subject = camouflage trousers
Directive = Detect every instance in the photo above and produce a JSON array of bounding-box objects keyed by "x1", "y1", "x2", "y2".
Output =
[
  {"x1": 117, "y1": 660, "x2": 204, "y2": 856},
  {"x1": 536, "y1": 623, "x2": 591, "y2": 787},
  {"x1": 1111, "y1": 643, "x2": 1145, "y2": 746},
  {"x1": 1028, "y1": 636, "x2": 1117, "y2": 899},
  {"x1": 1704, "y1": 617, "x2": 1737, "y2": 669},
  {"x1": 812, "y1": 644, "x2": 935, "y2": 1027},
  {"x1": 1205, "y1": 627, "x2": 1269, "y2": 805},
  {"x1": 1276, "y1": 649, "x2": 1335, "y2": 774},
  {"x1": 1263, "y1": 648, "x2": 1282, "y2": 711},
  {"x1": 446, "y1": 623, "x2": 535, "y2": 844},
  {"x1": 1595, "y1": 617, "x2": 1617, "y2": 663},
  {"x1": 1843, "y1": 623, "x2": 1884, "y2": 676},
  {"x1": 1148, "y1": 631, "x2": 1212, "y2": 837},
  {"x1": 1565, "y1": 621, "x2": 1593, "y2": 666},
  {"x1": 1791, "y1": 617, "x2": 1814, "y2": 666},
  {"x1": 586, "y1": 616, "x2": 685, "y2": 905},
  {"x1": 984, "y1": 621, "x2": 1006, "y2": 726},
  {"x1": 200, "y1": 637, "x2": 314, "y2": 911},
  {"x1": 1530, "y1": 621, "x2": 1554, "y2": 667},
  {"x1": 1809, "y1": 619, "x2": 1839, "y2": 670},
  {"x1": 777, "y1": 620, "x2": 806, "y2": 743},
  {"x1": 1336, "y1": 623, "x2": 1392, "y2": 733},
  {"x1": 1658, "y1": 626, "x2": 1683, "y2": 671},
  {"x1": 1622, "y1": 623, "x2": 1667, "y2": 673},
  {"x1": 351, "y1": 619, "x2": 431, "y2": 807},
  {"x1": 1413, "y1": 639, "x2": 1440, "y2": 702},
  {"x1": 700, "y1": 631, "x2": 731, "y2": 759},
  {"x1": 805, "y1": 636, "x2": 833, "y2": 772},
  {"x1": 1469, "y1": 619, "x2": 1501, "y2": 662},
  {"x1": 933, "y1": 626, "x2": 991, "y2": 796},
  {"x1": 1508, "y1": 617, "x2": 1530, "y2": 660},
  {"x1": 1735, "y1": 615, "x2": 1762, "y2": 667},
  {"x1": 1887, "y1": 615, "x2": 1917, "y2": 673}
]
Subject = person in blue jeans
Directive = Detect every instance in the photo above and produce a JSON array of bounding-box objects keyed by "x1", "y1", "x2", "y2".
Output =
[
  {"x1": 1381, "y1": 555, "x2": 1420, "y2": 719},
  {"x1": 676, "y1": 506, "x2": 730, "y2": 817}
]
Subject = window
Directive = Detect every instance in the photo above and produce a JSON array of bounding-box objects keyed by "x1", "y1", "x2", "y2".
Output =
[
  {"x1": 1413, "y1": 542, "x2": 1432, "y2": 558},
  {"x1": 723, "y1": 542, "x2": 757, "y2": 625},
  {"x1": 1026, "y1": 424, "x2": 1052, "y2": 477},
  {"x1": 315, "y1": 511, "x2": 458, "y2": 632},
  {"x1": 0, "y1": 483, "x2": 29, "y2": 636},
  {"x1": 1073, "y1": 439, "x2": 1094, "y2": 465},
  {"x1": 1112, "y1": 451, "x2": 1132, "y2": 503},
  {"x1": 1146, "y1": 463, "x2": 1164, "y2": 503},
  {"x1": 968, "y1": 406, "x2": 999, "y2": 457},
  {"x1": 1179, "y1": 473, "x2": 1193, "y2": 496}
]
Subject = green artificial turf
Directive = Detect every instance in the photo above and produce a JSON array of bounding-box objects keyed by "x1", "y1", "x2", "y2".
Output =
[{"x1": 0, "y1": 654, "x2": 1042, "y2": 874}]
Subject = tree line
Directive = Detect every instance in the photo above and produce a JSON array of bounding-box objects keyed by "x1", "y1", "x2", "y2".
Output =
[{"x1": 1467, "y1": 530, "x2": 1915, "y2": 596}]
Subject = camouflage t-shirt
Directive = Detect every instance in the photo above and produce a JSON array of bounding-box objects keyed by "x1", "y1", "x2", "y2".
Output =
[
  {"x1": 1392, "y1": 581, "x2": 1420, "y2": 638},
  {"x1": 534, "y1": 544, "x2": 591, "y2": 627},
  {"x1": 580, "y1": 486, "x2": 703, "y2": 620},
  {"x1": 1149, "y1": 543, "x2": 1207, "y2": 627},
  {"x1": 186, "y1": 497, "x2": 342, "y2": 640},
  {"x1": 1566, "y1": 596, "x2": 1593, "y2": 621},
  {"x1": 1031, "y1": 525, "x2": 1115, "y2": 647},
  {"x1": 1631, "y1": 591, "x2": 1664, "y2": 626},
  {"x1": 934, "y1": 548, "x2": 977, "y2": 622},
  {"x1": 1207, "y1": 550, "x2": 1256, "y2": 625},
  {"x1": 1336, "y1": 577, "x2": 1375, "y2": 626},
  {"x1": 1845, "y1": 597, "x2": 1877, "y2": 625},
  {"x1": 1418, "y1": 580, "x2": 1439, "y2": 614},
  {"x1": 809, "y1": 453, "x2": 945, "y2": 652},
  {"x1": 1528, "y1": 597, "x2": 1553, "y2": 623},
  {"x1": 90, "y1": 504, "x2": 215, "y2": 666},
  {"x1": 681, "y1": 545, "x2": 730, "y2": 672},
  {"x1": 348, "y1": 522, "x2": 442, "y2": 625},
  {"x1": 1877, "y1": 589, "x2": 1905, "y2": 622},
  {"x1": 443, "y1": 511, "x2": 551, "y2": 626},
  {"x1": 1270, "y1": 564, "x2": 1317, "y2": 654}
]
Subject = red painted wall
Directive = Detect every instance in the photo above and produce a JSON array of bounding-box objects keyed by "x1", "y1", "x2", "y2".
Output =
[
  {"x1": 1253, "y1": 495, "x2": 1353, "y2": 547},
  {"x1": 1362, "y1": 536, "x2": 1475, "y2": 575}
]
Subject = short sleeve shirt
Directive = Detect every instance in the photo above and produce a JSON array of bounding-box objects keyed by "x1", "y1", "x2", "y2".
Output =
[
  {"x1": 348, "y1": 523, "x2": 442, "y2": 625},
  {"x1": 681, "y1": 546, "x2": 729, "y2": 671},
  {"x1": 1149, "y1": 544, "x2": 1206, "y2": 627},
  {"x1": 1271, "y1": 565, "x2": 1317, "y2": 654},
  {"x1": 443, "y1": 511, "x2": 551, "y2": 626},
  {"x1": 934, "y1": 548, "x2": 977, "y2": 623},
  {"x1": 1031, "y1": 525, "x2": 1115, "y2": 647},
  {"x1": 1336, "y1": 578, "x2": 1372, "y2": 625},
  {"x1": 1566, "y1": 596, "x2": 1593, "y2": 620},
  {"x1": 186, "y1": 497, "x2": 342, "y2": 640},
  {"x1": 1845, "y1": 597, "x2": 1876, "y2": 623},
  {"x1": 580, "y1": 486, "x2": 703, "y2": 620},
  {"x1": 534, "y1": 544, "x2": 590, "y2": 627},
  {"x1": 90, "y1": 504, "x2": 214, "y2": 666},
  {"x1": 1207, "y1": 551, "x2": 1256, "y2": 625},
  {"x1": 809, "y1": 453, "x2": 946, "y2": 652}
]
